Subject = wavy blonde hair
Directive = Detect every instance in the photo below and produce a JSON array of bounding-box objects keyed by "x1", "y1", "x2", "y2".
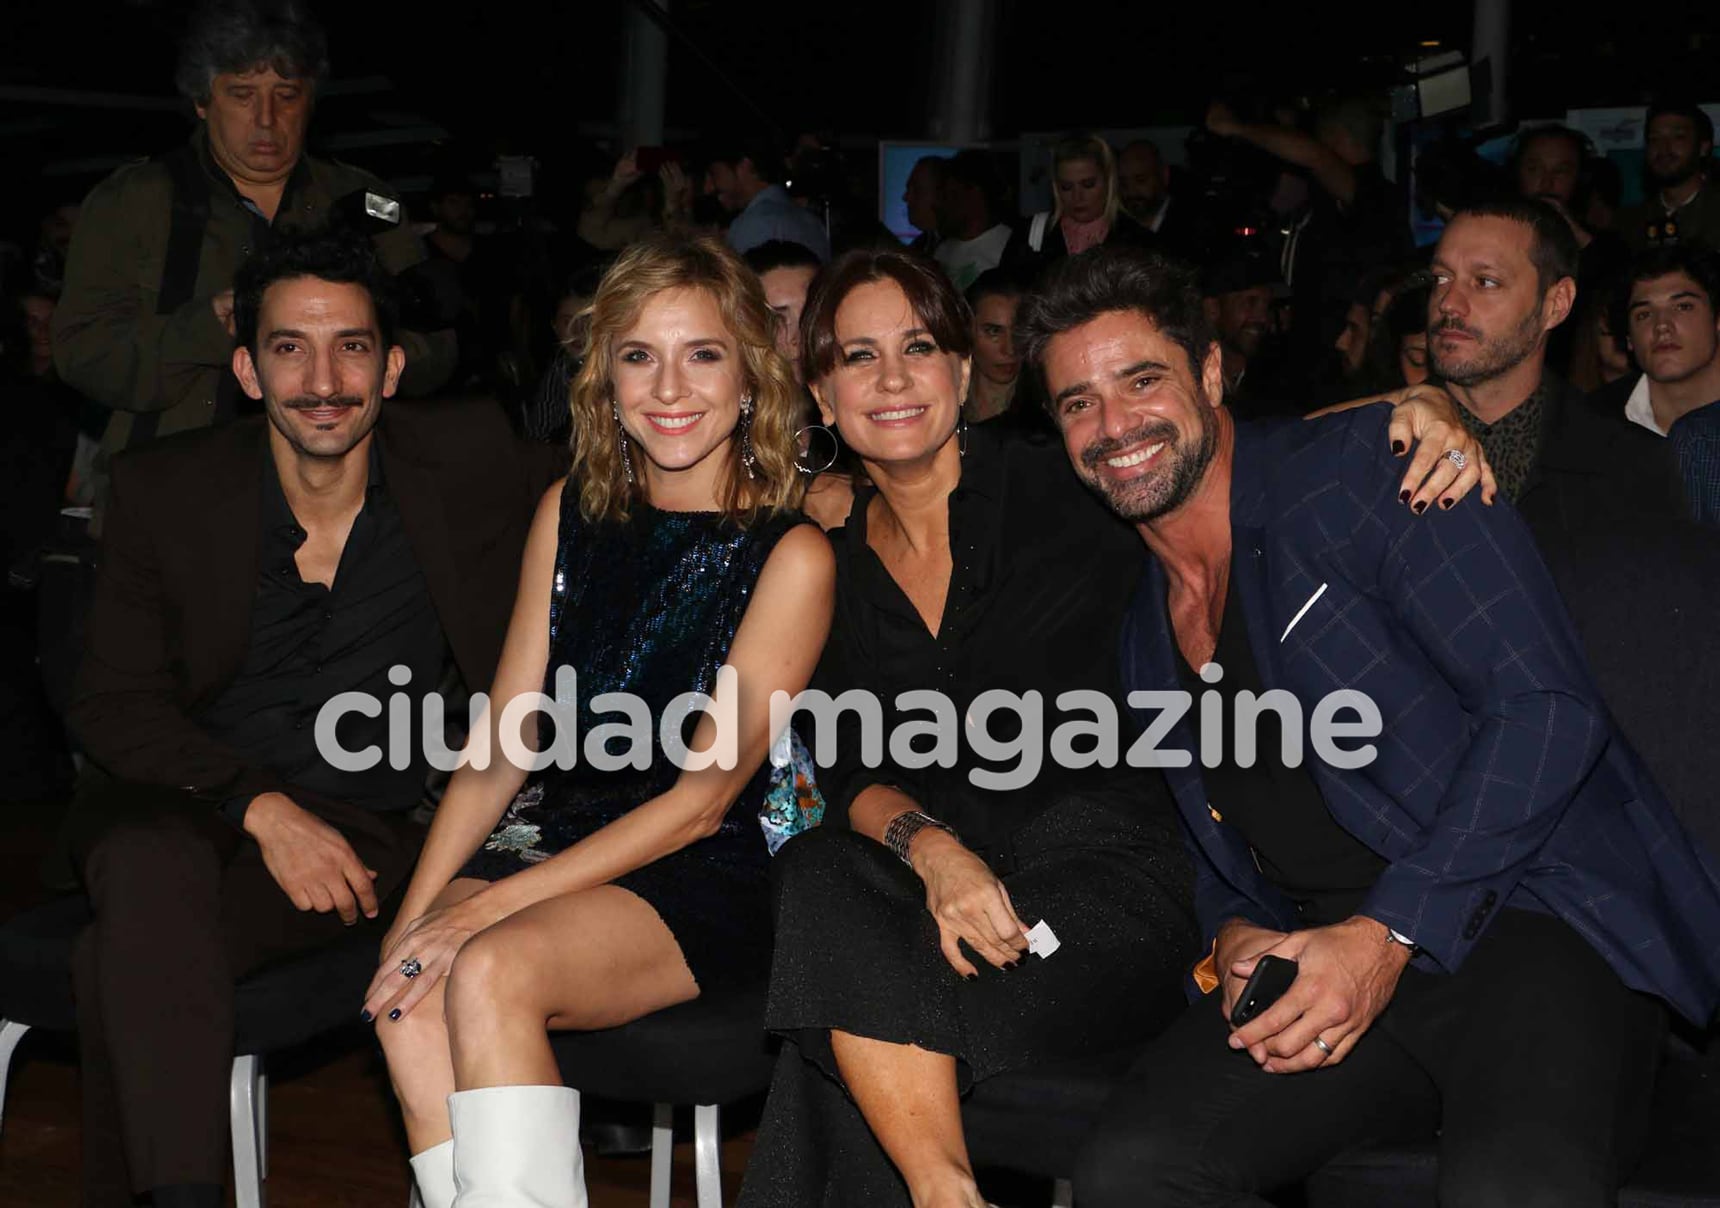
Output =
[
  {"x1": 1049, "y1": 133, "x2": 1121, "y2": 228},
  {"x1": 568, "y1": 232, "x2": 804, "y2": 525}
]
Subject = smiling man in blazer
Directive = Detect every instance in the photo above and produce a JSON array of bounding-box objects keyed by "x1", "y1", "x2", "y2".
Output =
[
  {"x1": 1016, "y1": 246, "x2": 1720, "y2": 1208},
  {"x1": 63, "y1": 228, "x2": 553, "y2": 1208}
]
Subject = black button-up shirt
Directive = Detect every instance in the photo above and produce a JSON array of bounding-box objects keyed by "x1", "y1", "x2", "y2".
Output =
[
  {"x1": 813, "y1": 425, "x2": 1172, "y2": 857},
  {"x1": 200, "y1": 442, "x2": 447, "y2": 818}
]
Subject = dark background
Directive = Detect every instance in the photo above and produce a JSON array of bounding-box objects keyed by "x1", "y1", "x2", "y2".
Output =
[{"x1": 3, "y1": 0, "x2": 1717, "y2": 230}]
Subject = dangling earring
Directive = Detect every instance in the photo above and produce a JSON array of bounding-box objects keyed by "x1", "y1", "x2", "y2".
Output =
[
  {"x1": 740, "y1": 395, "x2": 758, "y2": 480},
  {"x1": 956, "y1": 416, "x2": 970, "y2": 458},
  {"x1": 794, "y1": 423, "x2": 839, "y2": 475},
  {"x1": 612, "y1": 402, "x2": 635, "y2": 485}
]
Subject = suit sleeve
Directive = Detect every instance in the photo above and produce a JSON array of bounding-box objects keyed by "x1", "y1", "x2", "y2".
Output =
[
  {"x1": 1332, "y1": 411, "x2": 1611, "y2": 973},
  {"x1": 67, "y1": 455, "x2": 285, "y2": 807}
]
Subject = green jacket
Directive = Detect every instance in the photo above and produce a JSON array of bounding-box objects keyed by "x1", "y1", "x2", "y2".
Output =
[{"x1": 52, "y1": 129, "x2": 456, "y2": 470}]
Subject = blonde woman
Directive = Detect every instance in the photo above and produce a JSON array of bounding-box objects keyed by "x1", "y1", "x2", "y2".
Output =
[
  {"x1": 363, "y1": 232, "x2": 834, "y2": 1208},
  {"x1": 1006, "y1": 133, "x2": 1158, "y2": 269}
]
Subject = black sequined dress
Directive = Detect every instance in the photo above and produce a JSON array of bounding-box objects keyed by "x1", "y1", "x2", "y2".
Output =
[{"x1": 458, "y1": 490, "x2": 809, "y2": 990}]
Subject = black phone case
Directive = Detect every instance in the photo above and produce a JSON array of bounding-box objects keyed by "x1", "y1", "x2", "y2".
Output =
[{"x1": 1230, "y1": 955, "x2": 1298, "y2": 1026}]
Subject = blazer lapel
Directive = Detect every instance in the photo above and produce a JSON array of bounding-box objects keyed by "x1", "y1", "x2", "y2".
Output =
[
  {"x1": 378, "y1": 425, "x2": 466, "y2": 677},
  {"x1": 181, "y1": 425, "x2": 266, "y2": 705}
]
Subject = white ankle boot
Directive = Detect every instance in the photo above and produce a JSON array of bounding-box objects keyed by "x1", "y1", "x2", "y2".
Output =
[
  {"x1": 409, "y1": 1139, "x2": 456, "y2": 1208},
  {"x1": 448, "y1": 1085, "x2": 587, "y2": 1207}
]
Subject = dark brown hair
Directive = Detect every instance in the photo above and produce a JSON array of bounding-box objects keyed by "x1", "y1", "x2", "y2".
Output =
[{"x1": 800, "y1": 247, "x2": 973, "y2": 382}]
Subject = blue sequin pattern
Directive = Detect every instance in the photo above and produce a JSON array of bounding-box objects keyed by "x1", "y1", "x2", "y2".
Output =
[{"x1": 464, "y1": 491, "x2": 821, "y2": 881}]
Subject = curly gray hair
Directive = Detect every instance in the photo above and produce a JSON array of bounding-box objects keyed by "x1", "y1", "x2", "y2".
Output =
[{"x1": 174, "y1": 0, "x2": 330, "y2": 104}]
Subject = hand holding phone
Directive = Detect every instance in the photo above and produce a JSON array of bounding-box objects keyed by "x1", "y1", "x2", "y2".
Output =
[{"x1": 1229, "y1": 954, "x2": 1298, "y2": 1027}]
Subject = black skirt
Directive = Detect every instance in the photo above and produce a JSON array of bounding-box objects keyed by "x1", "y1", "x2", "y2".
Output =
[{"x1": 737, "y1": 791, "x2": 1198, "y2": 1206}]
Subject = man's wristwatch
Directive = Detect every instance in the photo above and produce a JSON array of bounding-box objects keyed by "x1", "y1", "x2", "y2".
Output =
[
  {"x1": 883, "y1": 810, "x2": 956, "y2": 866},
  {"x1": 1384, "y1": 927, "x2": 1420, "y2": 956}
]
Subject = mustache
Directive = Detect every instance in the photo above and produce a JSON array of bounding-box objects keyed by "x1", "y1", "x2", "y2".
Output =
[
  {"x1": 1081, "y1": 420, "x2": 1179, "y2": 470},
  {"x1": 279, "y1": 395, "x2": 365, "y2": 411},
  {"x1": 1430, "y1": 317, "x2": 1482, "y2": 341}
]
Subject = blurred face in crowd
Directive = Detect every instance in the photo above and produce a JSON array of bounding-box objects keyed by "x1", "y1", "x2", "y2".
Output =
[
  {"x1": 610, "y1": 286, "x2": 745, "y2": 494},
  {"x1": 1334, "y1": 303, "x2": 1371, "y2": 374},
  {"x1": 1055, "y1": 156, "x2": 1108, "y2": 225},
  {"x1": 197, "y1": 67, "x2": 311, "y2": 187},
  {"x1": 1516, "y1": 133, "x2": 1582, "y2": 205},
  {"x1": 759, "y1": 264, "x2": 818, "y2": 380},
  {"x1": 1645, "y1": 114, "x2": 1712, "y2": 190},
  {"x1": 430, "y1": 191, "x2": 477, "y2": 238},
  {"x1": 1117, "y1": 143, "x2": 1169, "y2": 222},
  {"x1": 41, "y1": 203, "x2": 79, "y2": 256},
  {"x1": 1208, "y1": 286, "x2": 1273, "y2": 361},
  {"x1": 970, "y1": 291, "x2": 1021, "y2": 386},
  {"x1": 1595, "y1": 309, "x2": 1634, "y2": 382},
  {"x1": 1428, "y1": 215, "x2": 1572, "y2": 387},
  {"x1": 1045, "y1": 309, "x2": 1226, "y2": 523},
  {"x1": 22, "y1": 295, "x2": 55, "y2": 378},
  {"x1": 1627, "y1": 272, "x2": 1720, "y2": 385},
  {"x1": 812, "y1": 278, "x2": 968, "y2": 469},
  {"x1": 904, "y1": 159, "x2": 944, "y2": 235},
  {"x1": 1399, "y1": 331, "x2": 1430, "y2": 386},
  {"x1": 235, "y1": 277, "x2": 403, "y2": 461},
  {"x1": 704, "y1": 159, "x2": 763, "y2": 214}
]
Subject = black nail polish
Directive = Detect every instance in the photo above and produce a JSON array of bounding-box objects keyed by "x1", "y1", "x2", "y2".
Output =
[
  {"x1": 388, "y1": 1008, "x2": 402, "y2": 1021},
  {"x1": 1399, "y1": 490, "x2": 1411, "y2": 503},
  {"x1": 360, "y1": 1009, "x2": 373, "y2": 1023},
  {"x1": 1391, "y1": 440, "x2": 1406, "y2": 455},
  {"x1": 1440, "y1": 498, "x2": 1453, "y2": 510},
  {"x1": 1413, "y1": 501, "x2": 1427, "y2": 515},
  {"x1": 964, "y1": 973, "x2": 978, "y2": 982},
  {"x1": 1005, "y1": 960, "x2": 1021, "y2": 972}
]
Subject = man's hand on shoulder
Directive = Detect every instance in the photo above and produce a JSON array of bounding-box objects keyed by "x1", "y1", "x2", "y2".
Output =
[
  {"x1": 1225, "y1": 915, "x2": 1411, "y2": 1074},
  {"x1": 242, "y1": 791, "x2": 379, "y2": 925}
]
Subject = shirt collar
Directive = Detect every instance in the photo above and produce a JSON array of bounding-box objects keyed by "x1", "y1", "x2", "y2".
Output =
[
  {"x1": 261, "y1": 436, "x2": 386, "y2": 545},
  {"x1": 1624, "y1": 373, "x2": 1667, "y2": 436},
  {"x1": 744, "y1": 184, "x2": 792, "y2": 214}
]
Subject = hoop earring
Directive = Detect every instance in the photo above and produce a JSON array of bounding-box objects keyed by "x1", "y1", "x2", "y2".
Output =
[
  {"x1": 739, "y1": 395, "x2": 758, "y2": 480},
  {"x1": 794, "y1": 423, "x2": 839, "y2": 475},
  {"x1": 612, "y1": 402, "x2": 635, "y2": 485}
]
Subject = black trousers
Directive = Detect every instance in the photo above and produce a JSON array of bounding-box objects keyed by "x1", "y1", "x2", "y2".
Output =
[
  {"x1": 65, "y1": 775, "x2": 421, "y2": 1205},
  {"x1": 1075, "y1": 909, "x2": 1667, "y2": 1208}
]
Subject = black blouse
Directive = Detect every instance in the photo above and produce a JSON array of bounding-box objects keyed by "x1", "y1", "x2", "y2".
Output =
[{"x1": 812, "y1": 424, "x2": 1173, "y2": 856}]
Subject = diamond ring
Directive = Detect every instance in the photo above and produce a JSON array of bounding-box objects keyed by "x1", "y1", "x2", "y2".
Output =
[{"x1": 400, "y1": 958, "x2": 423, "y2": 980}]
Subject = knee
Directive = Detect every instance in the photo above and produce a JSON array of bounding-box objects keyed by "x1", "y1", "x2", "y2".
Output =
[
  {"x1": 82, "y1": 816, "x2": 218, "y2": 909},
  {"x1": 443, "y1": 927, "x2": 537, "y2": 1030},
  {"x1": 375, "y1": 994, "x2": 449, "y2": 1067}
]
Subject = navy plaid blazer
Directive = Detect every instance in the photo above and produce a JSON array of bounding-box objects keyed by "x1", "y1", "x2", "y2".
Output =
[{"x1": 1121, "y1": 406, "x2": 1720, "y2": 1026}]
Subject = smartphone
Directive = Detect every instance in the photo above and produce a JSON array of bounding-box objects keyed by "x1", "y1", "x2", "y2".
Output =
[{"x1": 1229, "y1": 954, "x2": 1298, "y2": 1027}]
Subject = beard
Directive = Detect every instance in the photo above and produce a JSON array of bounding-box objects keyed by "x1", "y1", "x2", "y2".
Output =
[
  {"x1": 1428, "y1": 304, "x2": 1544, "y2": 387},
  {"x1": 1647, "y1": 153, "x2": 1700, "y2": 191},
  {"x1": 1078, "y1": 405, "x2": 1220, "y2": 523}
]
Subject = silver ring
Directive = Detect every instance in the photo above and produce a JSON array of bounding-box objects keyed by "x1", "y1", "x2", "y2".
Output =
[
  {"x1": 1442, "y1": 448, "x2": 1468, "y2": 471},
  {"x1": 1313, "y1": 1036, "x2": 1333, "y2": 1056},
  {"x1": 400, "y1": 958, "x2": 423, "y2": 980}
]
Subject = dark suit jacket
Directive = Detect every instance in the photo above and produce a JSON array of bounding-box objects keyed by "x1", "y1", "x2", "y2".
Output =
[
  {"x1": 1516, "y1": 380, "x2": 1720, "y2": 856},
  {"x1": 68, "y1": 397, "x2": 562, "y2": 809},
  {"x1": 1121, "y1": 407, "x2": 1720, "y2": 1025}
]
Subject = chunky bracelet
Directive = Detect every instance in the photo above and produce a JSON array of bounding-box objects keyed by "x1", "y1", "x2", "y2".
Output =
[{"x1": 884, "y1": 810, "x2": 956, "y2": 866}]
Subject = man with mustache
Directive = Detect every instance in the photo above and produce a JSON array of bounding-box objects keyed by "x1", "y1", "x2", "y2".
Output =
[
  {"x1": 1617, "y1": 99, "x2": 1720, "y2": 252},
  {"x1": 51, "y1": 0, "x2": 456, "y2": 516},
  {"x1": 1014, "y1": 245, "x2": 1720, "y2": 1206},
  {"x1": 63, "y1": 229, "x2": 555, "y2": 1208}
]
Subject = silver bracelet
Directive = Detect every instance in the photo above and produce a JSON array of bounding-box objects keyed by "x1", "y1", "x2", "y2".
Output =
[{"x1": 883, "y1": 810, "x2": 955, "y2": 866}]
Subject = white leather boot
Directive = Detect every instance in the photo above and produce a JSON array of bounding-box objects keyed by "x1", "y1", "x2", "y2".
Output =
[
  {"x1": 408, "y1": 1139, "x2": 456, "y2": 1208},
  {"x1": 449, "y1": 1085, "x2": 587, "y2": 1207}
]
